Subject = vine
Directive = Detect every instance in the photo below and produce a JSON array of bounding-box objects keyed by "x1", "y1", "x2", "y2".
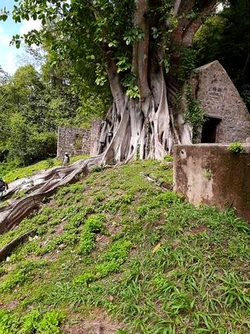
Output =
[
  {"x1": 178, "y1": 46, "x2": 199, "y2": 83},
  {"x1": 185, "y1": 84, "x2": 205, "y2": 143}
]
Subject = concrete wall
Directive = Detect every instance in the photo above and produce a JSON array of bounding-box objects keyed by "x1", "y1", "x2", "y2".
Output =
[
  {"x1": 173, "y1": 144, "x2": 250, "y2": 222},
  {"x1": 190, "y1": 60, "x2": 250, "y2": 143}
]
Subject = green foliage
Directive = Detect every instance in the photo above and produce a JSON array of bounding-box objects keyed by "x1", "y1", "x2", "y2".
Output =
[
  {"x1": 0, "y1": 268, "x2": 28, "y2": 293},
  {"x1": 74, "y1": 239, "x2": 132, "y2": 285},
  {"x1": 194, "y1": 15, "x2": 226, "y2": 65},
  {"x1": 0, "y1": 309, "x2": 65, "y2": 334},
  {"x1": 164, "y1": 155, "x2": 173, "y2": 162},
  {"x1": 116, "y1": 56, "x2": 131, "y2": 73},
  {"x1": 178, "y1": 47, "x2": 199, "y2": 83},
  {"x1": 0, "y1": 260, "x2": 47, "y2": 292},
  {"x1": 0, "y1": 309, "x2": 19, "y2": 334},
  {"x1": 203, "y1": 168, "x2": 213, "y2": 180},
  {"x1": 0, "y1": 57, "x2": 109, "y2": 165},
  {"x1": 77, "y1": 214, "x2": 106, "y2": 255},
  {"x1": 242, "y1": 84, "x2": 250, "y2": 108},
  {"x1": 228, "y1": 142, "x2": 245, "y2": 154},
  {"x1": 0, "y1": 65, "x2": 57, "y2": 165},
  {"x1": 185, "y1": 85, "x2": 205, "y2": 143},
  {"x1": 0, "y1": 160, "x2": 250, "y2": 332},
  {"x1": 120, "y1": 73, "x2": 140, "y2": 98}
]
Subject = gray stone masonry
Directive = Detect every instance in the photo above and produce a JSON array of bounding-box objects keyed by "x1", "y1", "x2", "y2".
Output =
[
  {"x1": 57, "y1": 120, "x2": 102, "y2": 158},
  {"x1": 190, "y1": 60, "x2": 250, "y2": 143}
]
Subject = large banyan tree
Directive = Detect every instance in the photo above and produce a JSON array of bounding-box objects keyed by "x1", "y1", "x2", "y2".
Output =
[
  {"x1": 2, "y1": 0, "x2": 219, "y2": 165},
  {"x1": 0, "y1": 0, "x2": 222, "y2": 230}
]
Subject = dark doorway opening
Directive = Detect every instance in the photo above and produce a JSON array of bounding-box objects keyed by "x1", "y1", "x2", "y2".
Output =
[{"x1": 201, "y1": 117, "x2": 221, "y2": 143}]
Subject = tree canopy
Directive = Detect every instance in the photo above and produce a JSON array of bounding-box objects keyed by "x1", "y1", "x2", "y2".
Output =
[{"x1": 1, "y1": 0, "x2": 249, "y2": 165}]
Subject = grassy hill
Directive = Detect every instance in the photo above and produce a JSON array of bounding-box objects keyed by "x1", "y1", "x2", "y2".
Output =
[{"x1": 0, "y1": 158, "x2": 250, "y2": 333}]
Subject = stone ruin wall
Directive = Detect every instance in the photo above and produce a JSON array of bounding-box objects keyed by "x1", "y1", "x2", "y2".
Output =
[
  {"x1": 57, "y1": 127, "x2": 90, "y2": 158},
  {"x1": 190, "y1": 60, "x2": 250, "y2": 143},
  {"x1": 173, "y1": 62, "x2": 250, "y2": 224},
  {"x1": 57, "y1": 120, "x2": 102, "y2": 158}
]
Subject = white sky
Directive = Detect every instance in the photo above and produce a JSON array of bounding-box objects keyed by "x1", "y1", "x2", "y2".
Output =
[{"x1": 0, "y1": 0, "x2": 41, "y2": 74}]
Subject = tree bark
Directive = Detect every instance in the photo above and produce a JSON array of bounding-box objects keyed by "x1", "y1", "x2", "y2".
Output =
[
  {"x1": 0, "y1": 0, "x2": 219, "y2": 235},
  {"x1": 0, "y1": 156, "x2": 102, "y2": 234},
  {"x1": 0, "y1": 230, "x2": 33, "y2": 262}
]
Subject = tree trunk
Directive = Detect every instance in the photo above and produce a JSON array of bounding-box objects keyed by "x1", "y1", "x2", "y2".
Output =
[
  {"x1": 0, "y1": 0, "x2": 218, "y2": 235},
  {"x1": 0, "y1": 156, "x2": 102, "y2": 234},
  {"x1": 98, "y1": 1, "x2": 188, "y2": 165},
  {"x1": 97, "y1": 0, "x2": 217, "y2": 165}
]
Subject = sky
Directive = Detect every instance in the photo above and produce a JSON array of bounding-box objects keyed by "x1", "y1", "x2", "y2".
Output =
[{"x1": 0, "y1": 0, "x2": 41, "y2": 75}]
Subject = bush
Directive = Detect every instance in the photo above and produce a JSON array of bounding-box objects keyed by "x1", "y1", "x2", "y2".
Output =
[
  {"x1": 228, "y1": 142, "x2": 245, "y2": 154},
  {"x1": 8, "y1": 131, "x2": 57, "y2": 166},
  {"x1": 29, "y1": 132, "x2": 57, "y2": 162}
]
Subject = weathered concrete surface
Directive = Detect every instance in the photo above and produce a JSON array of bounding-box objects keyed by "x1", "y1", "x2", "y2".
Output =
[{"x1": 173, "y1": 144, "x2": 250, "y2": 222}]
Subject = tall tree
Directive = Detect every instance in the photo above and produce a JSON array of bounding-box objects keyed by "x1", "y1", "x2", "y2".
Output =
[{"x1": 1, "y1": 0, "x2": 219, "y2": 164}]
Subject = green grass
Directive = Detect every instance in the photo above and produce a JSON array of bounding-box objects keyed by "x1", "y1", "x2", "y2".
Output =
[{"x1": 0, "y1": 159, "x2": 249, "y2": 333}]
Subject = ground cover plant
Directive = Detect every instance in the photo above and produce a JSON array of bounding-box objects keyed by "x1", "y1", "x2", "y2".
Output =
[{"x1": 0, "y1": 158, "x2": 249, "y2": 333}]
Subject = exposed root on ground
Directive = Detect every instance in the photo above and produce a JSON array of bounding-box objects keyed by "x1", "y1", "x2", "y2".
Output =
[{"x1": 0, "y1": 156, "x2": 103, "y2": 234}]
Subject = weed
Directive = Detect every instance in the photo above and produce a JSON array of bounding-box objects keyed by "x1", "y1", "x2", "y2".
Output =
[
  {"x1": 74, "y1": 239, "x2": 132, "y2": 285},
  {"x1": 0, "y1": 260, "x2": 47, "y2": 293},
  {"x1": 164, "y1": 155, "x2": 173, "y2": 162},
  {"x1": 0, "y1": 310, "x2": 19, "y2": 334},
  {"x1": 77, "y1": 214, "x2": 106, "y2": 255},
  {"x1": 100, "y1": 199, "x2": 119, "y2": 213},
  {"x1": 185, "y1": 84, "x2": 205, "y2": 143},
  {"x1": 217, "y1": 271, "x2": 250, "y2": 308},
  {"x1": 228, "y1": 142, "x2": 245, "y2": 154},
  {"x1": 0, "y1": 309, "x2": 65, "y2": 334},
  {"x1": 203, "y1": 168, "x2": 213, "y2": 180},
  {"x1": 1, "y1": 159, "x2": 250, "y2": 333}
]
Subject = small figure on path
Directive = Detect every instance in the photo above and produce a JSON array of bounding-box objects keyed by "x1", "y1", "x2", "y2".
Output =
[
  {"x1": 62, "y1": 152, "x2": 70, "y2": 166},
  {"x1": 0, "y1": 177, "x2": 8, "y2": 197}
]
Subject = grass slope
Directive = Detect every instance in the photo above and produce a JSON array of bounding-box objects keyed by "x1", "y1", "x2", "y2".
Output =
[{"x1": 0, "y1": 159, "x2": 250, "y2": 333}]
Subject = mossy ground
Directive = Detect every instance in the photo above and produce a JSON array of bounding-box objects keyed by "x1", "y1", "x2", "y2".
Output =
[{"x1": 0, "y1": 158, "x2": 250, "y2": 333}]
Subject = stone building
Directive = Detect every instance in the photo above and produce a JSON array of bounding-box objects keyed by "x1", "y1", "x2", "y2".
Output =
[
  {"x1": 57, "y1": 120, "x2": 102, "y2": 158},
  {"x1": 190, "y1": 60, "x2": 250, "y2": 143},
  {"x1": 173, "y1": 62, "x2": 250, "y2": 223}
]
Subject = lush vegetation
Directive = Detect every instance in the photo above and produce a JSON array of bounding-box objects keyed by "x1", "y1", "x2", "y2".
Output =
[
  {"x1": 0, "y1": 159, "x2": 249, "y2": 333},
  {"x1": 0, "y1": 1, "x2": 249, "y2": 165},
  {"x1": 0, "y1": 62, "x2": 108, "y2": 166}
]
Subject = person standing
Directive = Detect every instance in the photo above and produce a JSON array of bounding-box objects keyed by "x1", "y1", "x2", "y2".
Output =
[
  {"x1": 62, "y1": 152, "x2": 70, "y2": 166},
  {"x1": 0, "y1": 177, "x2": 8, "y2": 197}
]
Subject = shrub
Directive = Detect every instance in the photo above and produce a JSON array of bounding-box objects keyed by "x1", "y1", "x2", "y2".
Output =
[{"x1": 228, "y1": 142, "x2": 245, "y2": 154}]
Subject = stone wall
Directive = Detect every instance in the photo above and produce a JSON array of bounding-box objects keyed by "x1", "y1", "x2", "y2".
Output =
[
  {"x1": 173, "y1": 144, "x2": 250, "y2": 222},
  {"x1": 57, "y1": 120, "x2": 102, "y2": 158},
  {"x1": 57, "y1": 127, "x2": 90, "y2": 158},
  {"x1": 190, "y1": 60, "x2": 250, "y2": 143}
]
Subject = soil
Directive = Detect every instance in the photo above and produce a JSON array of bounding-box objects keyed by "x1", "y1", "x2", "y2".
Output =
[{"x1": 63, "y1": 312, "x2": 124, "y2": 333}]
